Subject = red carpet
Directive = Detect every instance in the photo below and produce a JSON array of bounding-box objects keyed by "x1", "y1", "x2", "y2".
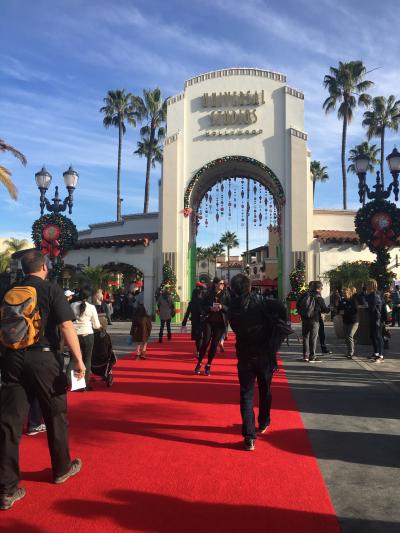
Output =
[{"x1": 3, "y1": 334, "x2": 340, "y2": 532}]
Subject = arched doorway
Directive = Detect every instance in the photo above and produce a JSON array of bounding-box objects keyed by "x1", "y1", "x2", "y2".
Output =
[{"x1": 184, "y1": 156, "x2": 285, "y2": 296}]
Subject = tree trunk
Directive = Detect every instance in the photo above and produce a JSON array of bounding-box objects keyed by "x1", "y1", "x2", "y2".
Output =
[
  {"x1": 227, "y1": 247, "x2": 230, "y2": 283},
  {"x1": 341, "y1": 116, "x2": 348, "y2": 210},
  {"x1": 117, "y1": 121, "x2": 123, "y2": 221},
  {"x1": 143, "y1": 124, "x2": 155, "y2": 213},
  {"x1": 313, "y1": 180, "x2": 315, "y2": 202},
  {"x1": 380, "y1": 127, "x2": 385, "y2": 187}
]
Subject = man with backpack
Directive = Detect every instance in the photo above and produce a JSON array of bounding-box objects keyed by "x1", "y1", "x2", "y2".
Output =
[
  {"x1": 0, "y1": 250, "x2": 85, "y2": 510},
  {"x1": 226, "y1": 274, "x2": 290, "y2": 451},
  {"x1": 297, "y1": 280, "x2": 330, "y2": 363}
]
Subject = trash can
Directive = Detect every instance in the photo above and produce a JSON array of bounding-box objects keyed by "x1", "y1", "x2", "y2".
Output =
[{"x1": 355, "y1": 305, "x2": 370, "y2": 345}]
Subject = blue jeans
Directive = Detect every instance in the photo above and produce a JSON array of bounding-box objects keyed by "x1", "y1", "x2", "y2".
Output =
[{"x1": 237, "y1": 356, "x2": 273, "y2": 439}]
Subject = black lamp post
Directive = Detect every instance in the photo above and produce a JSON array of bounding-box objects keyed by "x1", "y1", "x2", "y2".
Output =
[
  {"x1": 354, "y1": 147, "x2": 400, "y2": 205},
  {"x1": 35, "y1": 166, "x2": 79, "y2": 215},
  {"x1": 354, "y1": 147, "x2": 400, "y2": 290}
]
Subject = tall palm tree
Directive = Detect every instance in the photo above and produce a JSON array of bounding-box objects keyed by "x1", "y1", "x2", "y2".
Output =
[
  {"x1": 220, "y1": 231, "x2": 239, "y2": 282},
  {"x1": 323, "y1": 61, "x2": 373, "y2": 209},
  {"x1": 100, "y1": 90, "x2": 137, "y2": 221},
  {"x1": 347, "y1": 141, "x2": 380, "y2": 175},
  {"x1": 310, "y1": 160, "x2": 329, "y2": 200},
  {"x1": 134, "y1": 88, "x2": 168, "y2": 213},
  {"x1": 134, "y1": 131, "x2": 163, "y2": 171},
  {"x1": 0, "y1": 238, "x2": 29, "y2": 272},
  {"x1": 362, "y1": 95, "x2": 400, "y2": 186},
  {"x1": 0, "y1": 139, "x2": 27, "y2": 200},
  {"x1": 196, "y1": 246, "x2": 207, "y2": 276},
  {"x1": 209, "y1": 243, "x2": 225, "y2": 277}
]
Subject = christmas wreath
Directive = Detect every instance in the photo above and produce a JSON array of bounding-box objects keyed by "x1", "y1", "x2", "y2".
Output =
[
  {"x1": 32, "y1": 213, "x2": 78, "y2": 257},
  {"x1": 355, "y1": 200, "x2": 400, "y2": 253}
]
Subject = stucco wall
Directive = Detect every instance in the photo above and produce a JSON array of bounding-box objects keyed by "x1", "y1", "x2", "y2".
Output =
[{"x1": 313, "y1": 209, "x2": 357, "y2": 231}]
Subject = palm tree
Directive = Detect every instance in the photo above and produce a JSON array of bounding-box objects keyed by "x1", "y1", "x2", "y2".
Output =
[
  {"x1": 347, "y1": 141, "x2": 380, "y2": 175},
  {"x1": 134, "y1": 130, "x2": 163, "y2": 172},
  {"x1": 220, "y1": 231, "x2": 239, "y2": 282},
  {"x1": 362, "y1": 95, "x2": 400, "y2": 186},
  {"x1": 100, "y1": 90, "x2": 137, "y2": 221},
  {"x1": 134, "y1": 88, "x2": 168, "y2": 213},
  {"x1": 0, "y1": 139, "x2": 27, "y2": 200},
  {"x1": 310, "y1": 160, "x2": 329, "y2": 200},
  {"x1": 77, "y1": 266, "x2": 115, "y2": 292},
  {"x1": 209, "y1": 243, "x2": 225, "y2": 277},
  {"x1": 323, "y1": 61, "x2": 373, "y2": 209},
  {"x1": 0, "y1": 238, "x2": 30, "y2": 272}
]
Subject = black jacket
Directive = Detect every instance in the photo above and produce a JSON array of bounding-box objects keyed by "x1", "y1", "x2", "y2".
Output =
[
  {"x1": 338, "y1": 296, "x2": 358, "y2": 324},
  {"x1": 200, "y1": 287, "x2": 228, "y2": 326},
  {"x1": 297, "y1": 291, "x2": 329, "y2": 322}
]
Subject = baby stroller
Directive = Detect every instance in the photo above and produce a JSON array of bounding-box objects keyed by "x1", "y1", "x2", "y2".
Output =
[{"x1": 92, "y1": 323, "x2": 117, "y2": 387}]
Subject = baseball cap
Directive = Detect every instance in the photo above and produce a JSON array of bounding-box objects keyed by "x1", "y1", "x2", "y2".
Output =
[{"x1": 64, "y1": 290, "x2": 74, "y2": 297}]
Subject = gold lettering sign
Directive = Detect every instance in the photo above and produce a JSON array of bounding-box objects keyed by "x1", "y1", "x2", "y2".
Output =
[{"x1": 202, "y1": 90, "x2": 265, "y2": 108}]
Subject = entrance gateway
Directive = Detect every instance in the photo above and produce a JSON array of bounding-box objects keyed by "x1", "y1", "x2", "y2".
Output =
[{"x1": 161, "y1": 68, "x2": 313, "y2": 304}]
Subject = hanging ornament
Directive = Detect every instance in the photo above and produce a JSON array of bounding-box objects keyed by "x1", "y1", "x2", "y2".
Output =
[
  {"x1": 264, "y1": 190, "x2": 268, "y2": 222},
  {"x1": 209, "y1": 192, "x2": 212, "y2": 215},
  {"x1": 220, "y1": 181, "x2": 224, "y2": 217},
  {"x1": 233, "y1": 180, "x2": 237, "y2": 209},
  {"x1": 241, "y1": 177, "x2": 245, "y2": 226},
  {"x1": 259, "y1": 182, "x2": 263, "y2": 226},
  {"x1": 228, "y1": 179, "x2": 232, "y2": 219},
  {"x1": 273, "y1": 203, "x2": 278, "y2": 228},
  {"x1": 253, "y1": 179, "x2": 257, "y2": 226}
]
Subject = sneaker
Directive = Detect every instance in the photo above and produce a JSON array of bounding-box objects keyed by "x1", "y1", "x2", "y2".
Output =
[
  {"x1": 194, "y1": 363, "x2": 202, "y2": 375},
  {"x1": 346, "y1": 354, "x2": 353, "y2": 359},
  {"x1": 308, "y1": 358, "x2": 320, "y2": 363},
  {"x1": 372, "y1": 356, "x2": 384, "y2": 363},
  {"x1": 303, "y1": 355, "x2": 309, "y2": 362},
  {"x1": 321, "y1": 348, "x2": 332, "y2": 354},
  {"x1": 0, "y1": 487, "x2": 26, "y2": 511},
  {"x1": 244, "y1": 438, "x2": 255, "y2": 451},
  {"x1": 26, "y1": 424, "x2": 46, "y2": 436},
  {"x1": 54, "y1": 458, "x2": 82, "y2": 484},
  {"x1": 258, "y1": 424, "x2": 270, "y2": 434},
  {"x1": 204, "y1": 364, "x2": 211, "y2": 376}
]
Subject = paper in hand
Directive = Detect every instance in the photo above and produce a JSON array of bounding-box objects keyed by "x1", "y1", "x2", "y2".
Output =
[{"x1": 70, "y1": 370, "x2": 86, "y2": 391}]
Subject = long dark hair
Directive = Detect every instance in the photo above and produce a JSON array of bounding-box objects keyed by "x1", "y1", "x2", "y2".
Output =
[{"x1": 78, "y1": 285, "x2": 92, "y2": 316}]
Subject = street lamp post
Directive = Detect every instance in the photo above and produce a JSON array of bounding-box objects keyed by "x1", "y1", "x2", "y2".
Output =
[
  {"x1": 35, "y1": 166, "x2": 79, "y2": 216},
  {"x1": 354, "y1": 147, "x2": 400, "y2": 290}
]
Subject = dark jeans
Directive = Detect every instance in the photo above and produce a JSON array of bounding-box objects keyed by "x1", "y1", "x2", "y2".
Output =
[
  {"x1": 0, "y1": 349, "x2": 71, "y2": 494},
  {"x1": 159, "y1": 319, "x2": 171, "y2": 339},
  {"x1": 28, "y1": 396, "x2": 43, "y2": 430},
  {"x1": 198, "y1": 321, "x2": 226, "y2": 365},
  {"x1": 319, "y1": 318, "x2": 327, "y2": 349},
  {"x1": 391, "y1": 306, "x2": 400, "y2": 326},
  {"x1": 67, "y1": 334, "x2": 94, "y2": 388},
  {"x1": 302, "y1": 319, "x2": 320, "y2": 358},
  {"x1": 370, "y1": 322, "x2": 383, "y2": 355},
  {"x1": 237, "y1": 356, "x2": 273, "y2": 439}
]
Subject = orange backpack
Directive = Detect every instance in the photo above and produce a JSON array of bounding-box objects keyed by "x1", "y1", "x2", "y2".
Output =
[{"x1": 0, "y1": 286, "x2": 42, "y2": 350}]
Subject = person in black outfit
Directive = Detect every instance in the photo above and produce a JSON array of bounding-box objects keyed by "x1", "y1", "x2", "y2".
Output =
[
  {"x1": 182, "y1": 282, "x2": 205, "y2": 357},
  {"x1": 366, "y1": 279, "x2": 384, "y2": 363},
  {"x1": 0, "y1": 251, "x2": 85, "y2": 511},
  {"x1": 226, "y1": 274, "x2": 289, "y2": 451},
  {"x1": 195, "y1": 277, "x2": 227, "y2": 376},
  {"x1": 297, "y1": 281, "x2": 330, "y2": 362},
  {"x1": 337, "y1": 287, "x2": 359, "y2": 358}
]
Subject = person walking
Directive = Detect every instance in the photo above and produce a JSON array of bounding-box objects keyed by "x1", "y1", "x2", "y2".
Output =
[
  {"x1": 338, "y1": 287, "x2": 359, "y2": 359},
  {"x1": 130, "y1": 304, "x2": 152, "y2": 359},
  {"x1": 297, "y1": 281, "x2": 330, "y2": 363},
  {"x1": 182, "y1": 282, "x2": 205, "y2": 358},
  {"x1": 366, "y1": 279, "x2": 384, "y2": 363},
  {"x1": 391, "y1": 285, "x2": 400, "y2": 326},
  {"x1": 69, "y1": 286, "x2": 101, "y2": 390},
  {"x1": 0, "y1": 250, "x2": 85, "y2": 510},
  {"x1": 157, "y1": 288, "x2": 174, "y2": 342},
  {"x1": 195, "y1": 277, "x2": 227, "y2": 376},
  {"x1": 226, "y1": 274, "x2": 290, "y2": 451}
]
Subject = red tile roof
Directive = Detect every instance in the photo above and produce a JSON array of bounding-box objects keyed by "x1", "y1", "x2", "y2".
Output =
[
  {"x1": 313, "y1": 230, "x2": 359, "y2": 243},
  {"x1": 74, "y1": 233, "x2": 158, "y2": 249}
]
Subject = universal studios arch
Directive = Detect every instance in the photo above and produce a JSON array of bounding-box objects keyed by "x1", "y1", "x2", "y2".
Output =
[{"x1": 160, "y1": 68, "x2": 314, "y2": 304}]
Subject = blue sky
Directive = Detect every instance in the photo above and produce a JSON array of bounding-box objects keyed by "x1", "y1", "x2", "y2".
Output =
[{"x1": 1, "y1": 0, "x2": 399, "y2": 252}]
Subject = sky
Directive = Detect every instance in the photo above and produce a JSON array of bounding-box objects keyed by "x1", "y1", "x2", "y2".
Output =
[{"x1": 1, "y1": 0, "x2": 400, "y2": 252}]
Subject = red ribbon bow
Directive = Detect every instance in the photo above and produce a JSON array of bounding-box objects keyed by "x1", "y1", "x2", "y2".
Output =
[
  {"x1": 372, "y1": 229, "x2": 395, "y2": 249},
  {"x1": 41, "y1": 239, "x2": 61, "y2": 257}
]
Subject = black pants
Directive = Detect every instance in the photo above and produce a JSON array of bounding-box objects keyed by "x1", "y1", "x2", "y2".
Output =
[
  {"x1": 370, "y1": 322, "x2": 383, "y2": 355},
  {"x1": 0, "y1": 349, "x2": 71, "y2": 495},
  {"x1": 302, "y1": 319, "x2": 319, "y2": 358},
  {"x1": 237, "y1": 356, "x2": 273, "y2": 439},
  {"x1": 198, "y1": 322, "x2": 226, "y2": 365},
  {"x1": 391, "y1": 306, "x2": 400, "y2": 326},
  {"x1": 67, "y1": 334, "x2": 94, "y2": 388},
  {"x1": 159, "y1": 319, "x2": 171, "y2": 340},
  {"x1": 319, "y1": 317, "x2": 327, "y2": 349}
]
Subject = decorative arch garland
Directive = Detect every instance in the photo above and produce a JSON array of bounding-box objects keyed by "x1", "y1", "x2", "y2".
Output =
[
  {"x1": 183, "y1": 155, "x2": 286, "y2": 212},
  {"x1": 355, "y1": 200, "x2": 400, "y2": 253},
  {"x1": 32, "y1": 213, "x2": 78, "y2": 257}
]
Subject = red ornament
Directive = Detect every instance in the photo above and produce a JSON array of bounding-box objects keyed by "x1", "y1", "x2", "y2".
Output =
[
  {"x1": 183, "y1": 207, "x2": 193, "y2": 217},
  {"x1": 42, "y1": 224, "x2": 61, "y2": 242},
  {"x1": 371, "y1": 212, "x2": 395, "y2": 249}
]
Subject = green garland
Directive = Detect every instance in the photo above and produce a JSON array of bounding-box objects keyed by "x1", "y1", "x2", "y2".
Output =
[
  {"x1": 32, "y1": 213, "x2": 78, "y2": 253},
  {"x1": 354, "y1": 200, "x2": 400, "y2": 253}
]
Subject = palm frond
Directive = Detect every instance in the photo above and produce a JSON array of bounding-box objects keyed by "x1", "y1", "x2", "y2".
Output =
[
  {"x1": 0, "y1": 166, "x2": 17, "y2": 200},
  {"x1": 0, "y1": 139, "x2": 27, "y2": 166}
]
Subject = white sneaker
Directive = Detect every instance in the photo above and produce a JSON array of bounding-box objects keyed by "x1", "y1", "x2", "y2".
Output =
[{"x1": 26, "y1": 424, "x2": 46, "y2": 436}]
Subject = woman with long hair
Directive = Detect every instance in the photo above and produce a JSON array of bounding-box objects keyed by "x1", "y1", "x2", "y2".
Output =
[
  {"x1": 338, "y1": 287, "x2": 359, "y2": 358},
  {"x1": 130, "y1": 304, "x2": 152, "y2": 359},
  {"x1": 70, "y1": 286, "x2": 101, "y2": 390},
  {"x1": 366, "y1": 279, "x2": 384, "y2": 363}
]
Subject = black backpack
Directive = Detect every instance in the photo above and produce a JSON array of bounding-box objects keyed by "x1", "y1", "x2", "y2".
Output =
[{"x1": 298, "y1": 292, "x2": 316, "y2": 319}]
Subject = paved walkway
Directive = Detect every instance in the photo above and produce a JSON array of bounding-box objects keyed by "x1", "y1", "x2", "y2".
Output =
[{"x1": 107, "y1": 320, "x2": 400, "y2": 532}]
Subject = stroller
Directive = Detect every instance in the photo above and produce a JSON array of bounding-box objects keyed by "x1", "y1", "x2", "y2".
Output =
[{"x1": 91, "y1": 323, "x2": 117, "y2": 387}]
